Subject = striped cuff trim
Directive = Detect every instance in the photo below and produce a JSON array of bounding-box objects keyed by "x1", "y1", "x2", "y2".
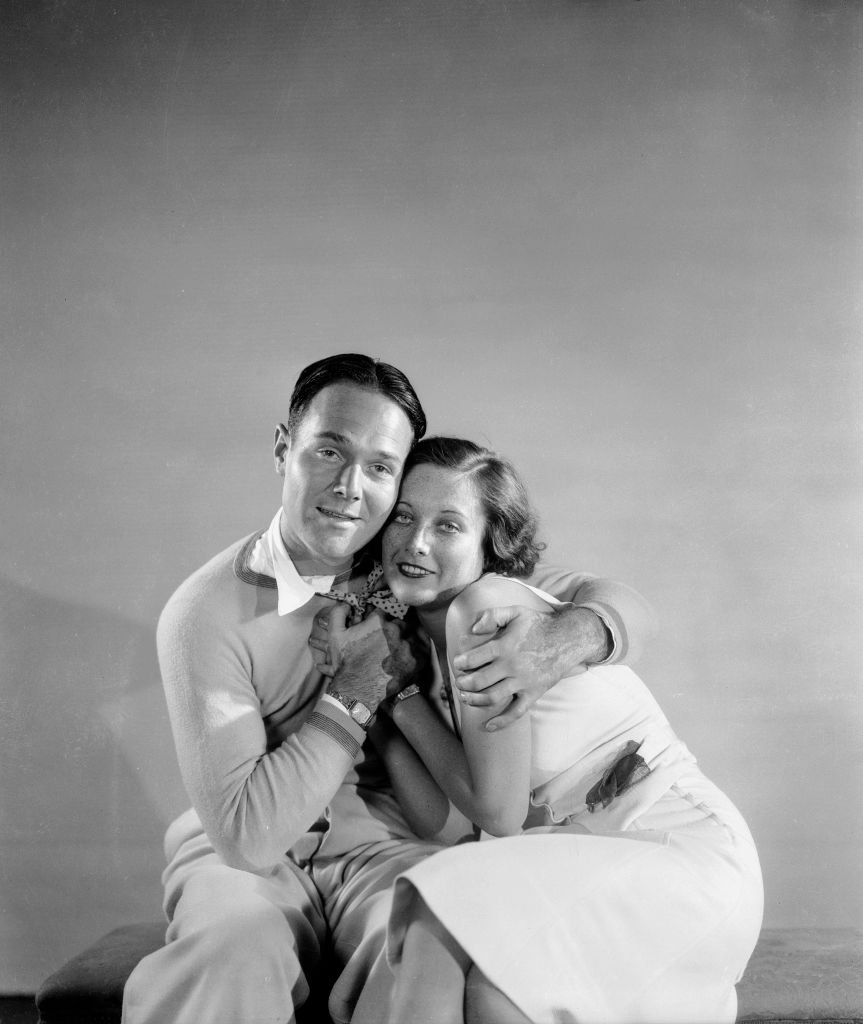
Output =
[{"x1": 307, "y1": 710, "x2": 363, "y2": 759}]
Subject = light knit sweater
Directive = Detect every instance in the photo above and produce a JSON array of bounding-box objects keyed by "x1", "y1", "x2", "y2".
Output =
[{"x1": 157, "y1": 531, "x2": 654, "y2": 872}]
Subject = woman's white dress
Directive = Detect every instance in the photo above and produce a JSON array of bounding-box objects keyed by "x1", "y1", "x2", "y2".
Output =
[{"x1": 387, "y1": 579, "x2": 764, "y2": 1024}]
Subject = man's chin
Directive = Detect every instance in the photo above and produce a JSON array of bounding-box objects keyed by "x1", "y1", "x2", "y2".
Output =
[{"x1": 316, "y1": 531, "x2": 372, "y2": 565}]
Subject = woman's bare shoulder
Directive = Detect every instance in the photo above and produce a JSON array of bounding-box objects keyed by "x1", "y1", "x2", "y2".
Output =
[{"x1": 446, "y1": 575, "x2": 553, "y2": 652}]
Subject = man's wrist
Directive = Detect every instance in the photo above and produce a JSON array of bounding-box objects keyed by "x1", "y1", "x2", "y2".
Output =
[
  {"x1": 314, "y1": 694, "x2": 368, "y2": 748},
  {"x1": 558, "y1": 605, "x2": 613, "y2": 669},
  {"x1": 324, "y1": 689, "x2": 376, "y2": 730},
  {"x1": 580, "y1": 606, "x2": 614, "y2": 664}
]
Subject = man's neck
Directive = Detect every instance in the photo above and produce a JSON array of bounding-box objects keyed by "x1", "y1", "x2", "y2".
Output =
[
  {"x1": 277, "y1": 514, "x2": 355, "y2": 578},
  {"x1": 291, "y1": 554, "x2": 354, "y2": 578}
]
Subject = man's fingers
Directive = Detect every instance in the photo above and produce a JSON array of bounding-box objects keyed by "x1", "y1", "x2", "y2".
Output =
[
  {"x1": 346, "y1": 612, "x2": 391, "y2": 647},
  {"x1": 458, "y1": 677, "x2": 514, "y2": 707},
  {"x1": 308, "y1": 635, "x2": 329, "y2": 654},
  {"x1": 327, "y1": 602, "x2": 351, "y2": 634},
  {"x1": 469, "y1": 605, "x2": 519, "y2": 636},
  {"x1": 452, "y1": 639, "x2": 498, "y2": 676},
  {"x1": 331, "y1": 608, "x2": 385, "y2": 650},
  {"x1": 381, "y1": 614, "x2": 413, "y2": 643},
  {"x1": 454, "y1": 660, "x2": 507, "y2": 695},
  {"x1": 482, "y1": 693, "x2": 529, "y2": 732}
]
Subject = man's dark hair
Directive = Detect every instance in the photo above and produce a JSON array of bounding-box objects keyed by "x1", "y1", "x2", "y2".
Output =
[
  {"x1": 405, "y1": 436, "x2": 546, "y2": 577},
  {"x1": 288, "y1": 353, "x2": 427, "y2": 442}
]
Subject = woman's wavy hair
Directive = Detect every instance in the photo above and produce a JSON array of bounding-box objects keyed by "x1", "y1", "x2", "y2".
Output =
[{"x1": 404, "y1": 437, "x2": 545, "y2": 578}]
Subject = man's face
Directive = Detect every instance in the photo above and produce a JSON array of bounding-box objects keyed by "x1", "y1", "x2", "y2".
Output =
[{"x1": 274, "y1": 383, "x2": 414, "y2": 574}]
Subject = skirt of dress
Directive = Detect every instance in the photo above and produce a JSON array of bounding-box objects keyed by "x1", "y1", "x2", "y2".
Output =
[{"x1": 387, "y1": 780, "x2": 763, "y2": 1024}]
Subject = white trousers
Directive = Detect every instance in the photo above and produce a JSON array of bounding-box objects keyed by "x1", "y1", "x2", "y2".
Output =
[{"x1": 121, "y1": 810, "x2": 443, "y2": 1024}]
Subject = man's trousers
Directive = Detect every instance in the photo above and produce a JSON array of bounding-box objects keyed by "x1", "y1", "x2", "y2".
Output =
[{"x1": 121, "y1": 809, "x2": 444, "y2": 1024}]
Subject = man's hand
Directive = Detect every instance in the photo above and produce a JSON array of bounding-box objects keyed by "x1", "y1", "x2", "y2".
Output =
[
  {"x1": 323, "y1": 606, "x2": 430, "y2": 714},
  {"x1": 452, "y1": 604, "x2": 610, "y2": 731},
  {"x1": 309, "y1": 604, "x2": 339, "y2": 677}
]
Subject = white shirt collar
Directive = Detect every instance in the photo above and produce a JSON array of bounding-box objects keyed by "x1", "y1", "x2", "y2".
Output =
[{"x1": 248, "y1": 510, "x2": 340, "y2": 616}]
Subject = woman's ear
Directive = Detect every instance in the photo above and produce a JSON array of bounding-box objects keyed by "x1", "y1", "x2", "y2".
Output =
[{"x1": 274, "y1": 423, "x2": 290, "y2": 473}]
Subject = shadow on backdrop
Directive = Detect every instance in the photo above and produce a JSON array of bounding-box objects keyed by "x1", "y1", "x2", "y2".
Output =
[{"x1": 0, "y1": 574, "x2": 186, "y2": 988}]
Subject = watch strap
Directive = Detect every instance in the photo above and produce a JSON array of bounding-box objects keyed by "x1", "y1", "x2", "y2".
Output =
[{"x1": 392, "y1": 683, "x2": 422, "y2": 704}]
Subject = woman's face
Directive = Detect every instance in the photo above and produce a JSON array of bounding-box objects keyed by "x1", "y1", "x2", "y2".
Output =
[{"x1": 382, "y1": 463, "x2": 487, "y2": 611}]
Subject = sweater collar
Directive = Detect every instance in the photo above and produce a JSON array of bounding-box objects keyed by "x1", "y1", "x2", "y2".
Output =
[{"x1": 248, "y1": 510, "x2": 356, "y2": 616}]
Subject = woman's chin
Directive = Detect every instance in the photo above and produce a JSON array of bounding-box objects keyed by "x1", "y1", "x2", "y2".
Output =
[{"x1": 389, "y1": 582, "x2": 441, "y2": 609}]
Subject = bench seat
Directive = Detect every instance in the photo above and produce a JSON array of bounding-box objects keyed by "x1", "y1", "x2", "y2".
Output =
[{"x1": 35, "y1": 924, "x2": 863, "y2": 1023}]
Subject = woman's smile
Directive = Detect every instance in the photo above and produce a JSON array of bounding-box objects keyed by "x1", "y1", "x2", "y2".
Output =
[{"x1": 396, "y1": 562, "x2": 434, "y2": 578}]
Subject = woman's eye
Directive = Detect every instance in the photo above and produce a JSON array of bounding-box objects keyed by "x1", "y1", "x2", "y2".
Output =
[
  {"x1": 392, "y1": 511, "x2": 412, "y2": 524},
  {"x1": 440, "y1": 521, "x2": 460, "y2": 533}
]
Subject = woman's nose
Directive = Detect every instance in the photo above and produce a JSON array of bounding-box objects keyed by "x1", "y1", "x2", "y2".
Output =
[
  {"x1": 407, "y1": 526, "x2": 429, "y2": 555},
  {"x1": 333, "y1": 463, "x2": 362, "y2": 500}
]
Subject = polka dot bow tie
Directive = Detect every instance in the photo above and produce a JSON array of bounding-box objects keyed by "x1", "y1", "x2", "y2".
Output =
[{"x1": 317, "y1": 562, "x2": 408, "y2": 624}]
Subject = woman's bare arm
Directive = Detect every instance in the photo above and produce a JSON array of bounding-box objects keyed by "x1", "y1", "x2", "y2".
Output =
[{"x1": 390, "y1": 577, "x2": 540, "y2": 836}]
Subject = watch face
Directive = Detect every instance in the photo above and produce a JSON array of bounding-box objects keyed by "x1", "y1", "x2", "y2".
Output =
[{"x1": 350, "y1": 702, "x2": 372, "y2": 727}]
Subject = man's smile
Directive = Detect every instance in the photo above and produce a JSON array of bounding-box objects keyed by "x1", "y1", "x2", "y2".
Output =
[{"x1": 317, "y1": 507, "x2": 360, "y2": 522}]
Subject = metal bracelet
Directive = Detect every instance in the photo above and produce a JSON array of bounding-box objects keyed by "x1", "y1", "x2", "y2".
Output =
[{"x1": 392, "y1": 683, "x2": 422, "y2": 704}]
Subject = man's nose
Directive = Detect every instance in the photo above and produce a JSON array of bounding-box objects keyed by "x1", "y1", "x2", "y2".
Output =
[{"x1": 332, "y1": 463, "x2": 362, "y2": 500}]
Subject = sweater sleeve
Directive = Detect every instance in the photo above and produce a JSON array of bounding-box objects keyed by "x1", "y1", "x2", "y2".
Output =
[
  {"x1": 157, "y1": 583, "x2": 363, "y2": 873},
  {"x1": 525, "y1": 564, "x2": 657, "y2": 666}
]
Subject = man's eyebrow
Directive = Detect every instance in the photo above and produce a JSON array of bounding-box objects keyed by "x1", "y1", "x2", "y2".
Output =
[
  {"x1": 313, "y1": 431, "x2": 350, "y2": 445},
  {"x1": 314, "y1": 431, "x2": 402, "y2": 462}
]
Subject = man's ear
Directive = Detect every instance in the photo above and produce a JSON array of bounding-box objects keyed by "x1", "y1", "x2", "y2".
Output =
[{"x1": 274, "y1": 423, "x2": 290, "y2": 474}]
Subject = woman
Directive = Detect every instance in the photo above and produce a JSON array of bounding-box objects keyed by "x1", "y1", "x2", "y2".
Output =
[{"x1": 332, "y1": 437, "x2": 763, "y2": 1024}]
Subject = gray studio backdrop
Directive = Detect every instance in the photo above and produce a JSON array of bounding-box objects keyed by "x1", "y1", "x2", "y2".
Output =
[{"x1": 2, "y1": 0, "x2": 861, "y2": 992}]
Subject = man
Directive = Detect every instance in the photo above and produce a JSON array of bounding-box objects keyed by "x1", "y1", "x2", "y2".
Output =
[{"x1": 122, "y1": 354, "x2": 654, "y2": 1024}]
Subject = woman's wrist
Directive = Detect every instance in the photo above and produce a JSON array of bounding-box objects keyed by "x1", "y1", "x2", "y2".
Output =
[{"x1": 384, "y1": 682, "x2": 423, "y2": 715}]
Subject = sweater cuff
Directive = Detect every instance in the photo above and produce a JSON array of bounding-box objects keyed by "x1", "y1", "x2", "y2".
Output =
[
  {"x1": 307, "y1": 699, "x2": 365, "y2": 757},
  {"x1": 576, "y1": 601, "x2": 624, "y2": 665}
]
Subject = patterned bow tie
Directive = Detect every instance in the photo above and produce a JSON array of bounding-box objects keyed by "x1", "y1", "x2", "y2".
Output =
[{"x1": 317, "y1": 562, "x2": 409, "y2": 625}]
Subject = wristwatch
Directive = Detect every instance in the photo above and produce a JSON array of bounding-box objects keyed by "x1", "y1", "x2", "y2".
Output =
[{"x1": 327, "y1": 691, "x2": 374, "y2": 730}]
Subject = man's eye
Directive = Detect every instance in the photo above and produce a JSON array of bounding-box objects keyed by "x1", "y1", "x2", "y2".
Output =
[
  {"x1": 318, "y1": 449, "x2": 339, "y2": 459},
  {"x1": 370, "y1": 463, "x2": 393, "y2": 476}
]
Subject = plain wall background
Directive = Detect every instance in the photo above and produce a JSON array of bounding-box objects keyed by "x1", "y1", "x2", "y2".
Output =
[{"x1": 2, "y1": 0, "x2": 861, "y2": 992}]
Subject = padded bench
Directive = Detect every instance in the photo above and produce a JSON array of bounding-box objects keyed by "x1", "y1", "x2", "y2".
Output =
[{"x1": 35, "y1": 924, "x2": 863, "y2": 1023}]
